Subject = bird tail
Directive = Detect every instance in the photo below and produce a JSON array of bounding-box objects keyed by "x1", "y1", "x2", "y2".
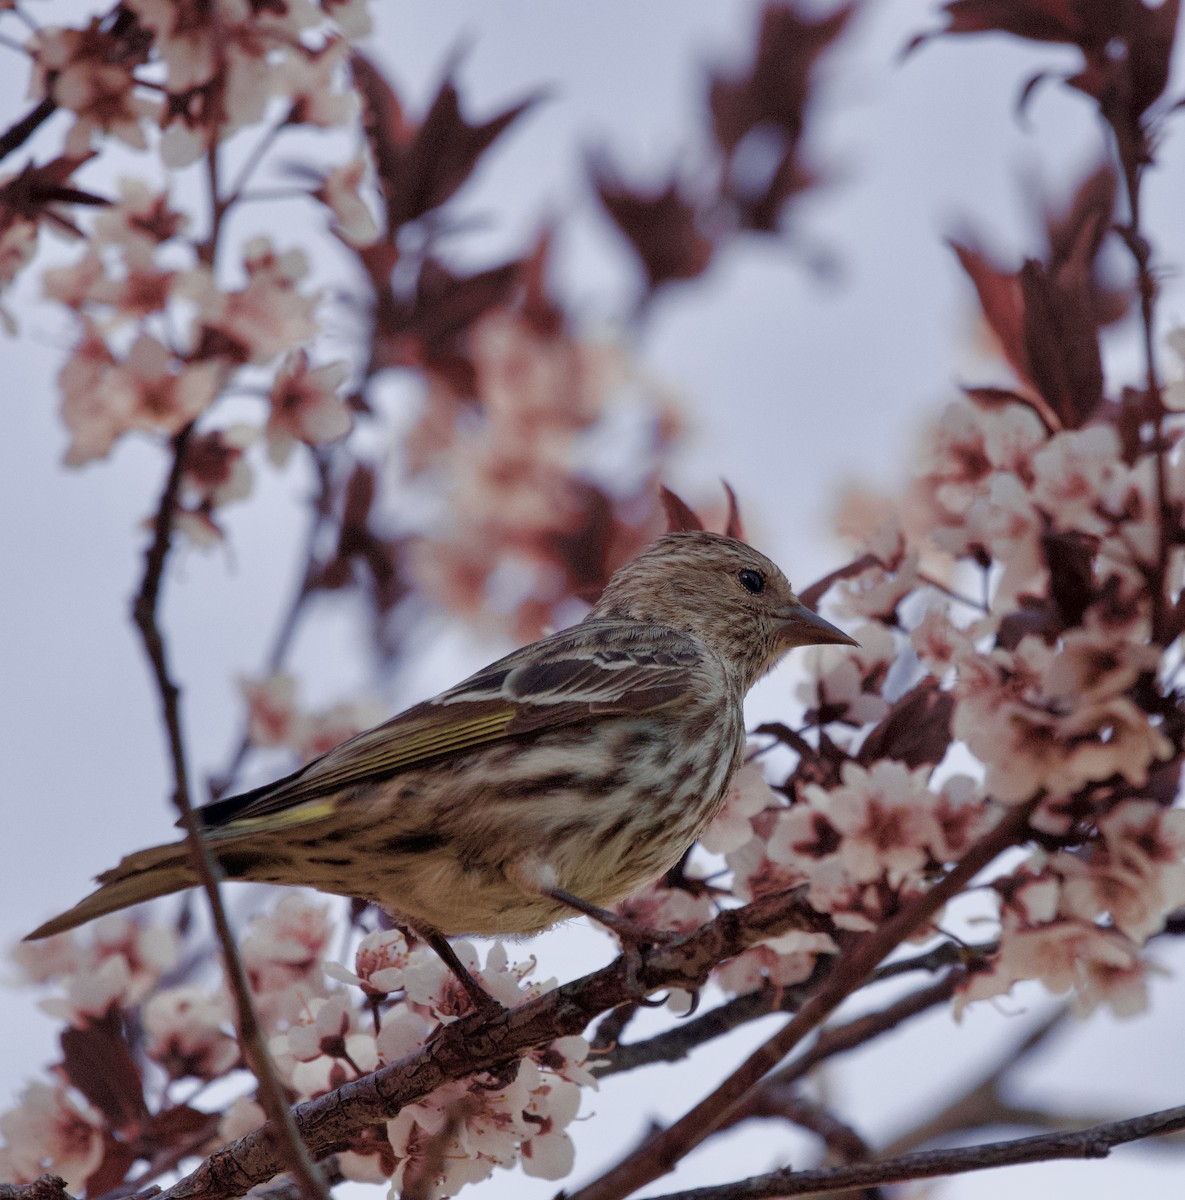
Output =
[{"x1": 25, "y1": 842, "x2": 198, "y2": 940}]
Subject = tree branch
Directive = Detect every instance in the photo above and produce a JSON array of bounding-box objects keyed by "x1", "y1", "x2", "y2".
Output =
[
  {"x1": 151, "y1": 889, "x2": 831, "y2": 1200},
  {"x1": 639, "y1": 1102, "x2": 1185, "y2": 1200},
  {"x1": 594, "y1": 940, "x2": 975, "y2": 1078},
  {"x1": 566, "y1": 800, "x2": 1038, "y2": 1200}
]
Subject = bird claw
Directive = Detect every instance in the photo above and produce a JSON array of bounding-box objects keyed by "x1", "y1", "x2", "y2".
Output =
[{"x1": 545, "y1": 886, "x2": 678, "y2": 946}]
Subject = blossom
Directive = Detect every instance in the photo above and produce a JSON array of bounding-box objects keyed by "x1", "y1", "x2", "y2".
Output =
[
  {"x1": 143, "y1": 986, "x2": 239, "y2": 1079},
  {"x1": 0, "y1": 1082, "x2": 104, "y2": 1191},
  {"x1": 317, "y1": 154, "x2": 380, "y2": 246},
  {"x1": 266, "y1": 350, "x2": 353, "y2": 465},
  {"x1": 385, "y1": 1044, "x2": 586, "y2": 1196},
  {"x1": 92, "y1": 179, "x2": 188, "y2": 259},
  {"x1": 958, "y1": 905, "x2": 1151, "y2": 1018},
  {"x1": 953, "y1": 635, "x2": 1173, "y2": 804},
  {"x1": 241, "y1": 894, "x2": 333, "y2": 1026},
  {"x1": 811, "y1": 760, "x2": 944, "y2": 887},
  {"x1": 701, "y1": 757, "x2": 779, "y2": 854},
  {"x1": 181, "y1": 239, "x2": 318, "y2": 365},
  {"x1": 1059, "y1": 802, "x2": 1185, "y2": 943},
  {"x1": 326, "y1": 928, "x2": 414, "y2": 996},
  {"x1": 28, "y1": 24, "x2": 159, "y2": 155},
  {"x1": 273, "y1": 993, "x2": 379, "y2": 1099},
  {"x1": 182, "y1": 425, "x2": 256, "y2": 510},
  {"x1": 240, "y1": 673, "x2": 300, "y2": 748},
  {"x1": 1031, "y1": 425, "x2": 1121, "y2": 533},
  {"x1": 797, "y1": 622, "x2": 895, "y2": 727},
  {"x1": 614, "y1": 882, "x2": 713, "y2": 934},
  {"x1": 274, "y1": 37, "x2": 359, "y2": 127}
]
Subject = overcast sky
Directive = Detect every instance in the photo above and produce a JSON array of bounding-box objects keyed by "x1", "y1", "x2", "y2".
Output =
[{"x1": 4, "y1": 2, "x2": 1185, "y2": 1197}]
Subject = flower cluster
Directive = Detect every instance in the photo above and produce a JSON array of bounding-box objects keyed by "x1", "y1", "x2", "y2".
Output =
[{"x1": 1, "y1": 897, "x2": 589, "y2": 1195}]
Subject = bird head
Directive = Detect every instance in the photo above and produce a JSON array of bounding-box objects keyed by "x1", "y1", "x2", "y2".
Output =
[{"x1": 590, "y1": 530, "x2": 856, "y2": 691}]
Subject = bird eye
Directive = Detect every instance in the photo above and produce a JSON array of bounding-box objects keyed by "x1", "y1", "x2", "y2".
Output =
[{"x1": 738, "y1": 568, "x2": 765, "y2": 595}]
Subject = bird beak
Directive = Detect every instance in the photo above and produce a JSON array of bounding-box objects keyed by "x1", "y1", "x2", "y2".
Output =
[{"x1": 775, "y1": 601, "x2": 858, "y2": 649}]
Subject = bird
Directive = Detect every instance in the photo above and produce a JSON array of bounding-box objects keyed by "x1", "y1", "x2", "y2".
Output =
[{"x1": 27, "y1": 531, "x2": 854, "y2": 1004}]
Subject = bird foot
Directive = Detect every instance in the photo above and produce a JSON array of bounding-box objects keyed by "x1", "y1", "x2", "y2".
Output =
[
  {"x1": 421, "y1": 929, "x2": 506, "y2": 1018},
  {"x1": 546, "y1": 887, "x2": 678, "y2": 946}
]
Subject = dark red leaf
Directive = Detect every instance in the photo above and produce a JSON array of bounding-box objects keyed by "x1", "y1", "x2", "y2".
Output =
[
  {"x1": 519, "y1": 226, "x2": 565, "y2": 339},
  {"x1": 962, "y1": 385, "x2": 1057, "y2": 433},
  {"x1": 592, "y1": 159, "x2": 714, "y2": 291},
  {"x1": 798, "y1": 552, "x2": 880, "y2": 610},
  {"x1": 352, "y1": 53, "x2": 541, "y2": 231},
  {"x1": 950, "y1": 241, "x2": 1030, "y2": 386},
  {"x1": 709, "y1": 3, "x2": 853, "y2": 152},
  {"x1": 60, "y1": 1011, "x2": 147, "y2": 1132},
  {"x1": 928, "y1": 0, "x2": 1083, "y2": 44},
  {"x1": 722, "y1": 480, "x2": 745, "y2": 540},
  {"x1": 545, "y1": 481, "x2": 620, "y2": 603},
  {"x1": 1042, "y1": 527, "x2": 1097, "y2": 628},
  {"x1": 85, "y1": 1136, "x2": 137, "y2": 1198},
  {"x1": 372, "y1": 257, "x2": 522, "y2": 394},
  {"x1": 142, "y1": 1103, "x2": 220, "y2": 1146},
  {"x1": 659, "y1": 486, "x2": 705, "y2": 533},
  {"x1": 857, "y1": 678, "x2": 955, "y2": 769},
  {"x1": 707, "y1": 3, "x2": 851, "y2": 232},
  {"x1": 996, "y1": 597, "x2": 1058, "y2": 649},
  {"x1": 0, "y1": 155, "x2": 106, "y2": 239},
  {"x1": 1019, "y1": 258, "x2": 1104, "y2": 427}
]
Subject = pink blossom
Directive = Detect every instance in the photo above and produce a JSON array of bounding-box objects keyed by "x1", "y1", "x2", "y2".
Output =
[
  {"x1": 58, "y1": 322, "x2": 120, "y2": 465},
  {"x1": 958, "y1": 911, "x2": 1151, "y2": 1018},
  {"x1": 274, "y1": 37, "x2": 359, "y2": 127},
  {"x1": 181, "y1": 240, "x2": 318, "y2": 365},
  {"x1": 241, "y1": 894, "x2": 333, "y2": 1025},
  {"x1": 1031, "y1": 425, "x2": 1121, "y2": 534},
  {"x1": 79, "y1": 333, "x2": 223, "y2": 459},
  {"x1": 909, "y1": 606, "x2": 981, "y2": 677},
  {"x1": 28, "y1": 24, "x2": 159, "y2": 155},
  {"x1": 325, "y1": 927, "x2": 413, "y2": 997},
  {"x1": 317, "y1": 154, "x2": 380, "y2": 246},
  {"x1": 615, "y1": 882, "x2": 713, "y2": 933},
  {"x1": 701, "y1": 757, "x2": 779, "y2": 853},
  {"x1": 266, "y1": 350, "x2": 352, "y2": 465},
  {"x1": 714, "y1": 930, "x2": 838, "y2": 996},
  {"x1": 818, "y1": 761, "x2": 944, "y2": 887},
  {"x1": 92, "y1": 179, "x2": 188, "y2": 260},
  {"x1": 0, "y1": 1082, "x2": 104, "y2": 1191},
  {"x1": 834, "y1": 552, "x2": 919, "y2": 623},
  {"x1": 797, "y1": 622, "x2": 895, "y2": 727},
  {"x1": 239, "y1": 673, "x2": 300, "y2": 748},
  {"x1": 182, "y1": 425, "x2": 256, "y2": 510},
  {"x1": 9, "y1": 931, "x2": 81, "y2": 985},
  {"x1": 1060, "y1": 802, "x2": 1185, "y2": 943},
  {"x1": 275, "y1": 994, "x2": 379, "y2": 1099},
  {"x1": 0, "y1": 214, "x2": 37, "y2": 299},
  {"x1": 143, "y1": 985, "x2": 239, "y2": 1079},
  {"x1": 952, "y1": 636, "x2": 1173, "y2": 804},
  {"x1": 384, "y1": 1034, "x2": 588, "y2": 1196}
]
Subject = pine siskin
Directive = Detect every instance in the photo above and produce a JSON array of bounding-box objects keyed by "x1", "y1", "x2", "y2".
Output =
[{"x1": 28, "y1": 532, "x2": 853, "y2": 995}]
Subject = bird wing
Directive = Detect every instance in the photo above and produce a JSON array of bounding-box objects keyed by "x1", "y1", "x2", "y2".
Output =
[{"x1": 196, "y1": 620, "x2": 704, "y2": 833}]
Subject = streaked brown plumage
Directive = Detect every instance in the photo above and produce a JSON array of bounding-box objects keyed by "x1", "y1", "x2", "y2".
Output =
[{"x1": 27, "y1": 531, "x2": 854, "y2": 950}]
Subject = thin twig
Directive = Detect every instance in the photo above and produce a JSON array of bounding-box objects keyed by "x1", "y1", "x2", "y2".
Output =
[
  {"x1": 566, "y1": 800, "x2": 1038, "y2": 1200},
  {"x1": 638, "y1": 1101, "x2": 1185, "y2": 1200},
  {"x1": 125, "y1": 122, "x2": 328, "y2": 1200},
  {"x1": 594, "y1": 939, "x2": 976, "y2": 1078}
]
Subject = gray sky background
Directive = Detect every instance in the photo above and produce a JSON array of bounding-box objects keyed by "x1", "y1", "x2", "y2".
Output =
[{"x1": 4, "y1": 1, "x2": 1185, "y2": 1196}]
